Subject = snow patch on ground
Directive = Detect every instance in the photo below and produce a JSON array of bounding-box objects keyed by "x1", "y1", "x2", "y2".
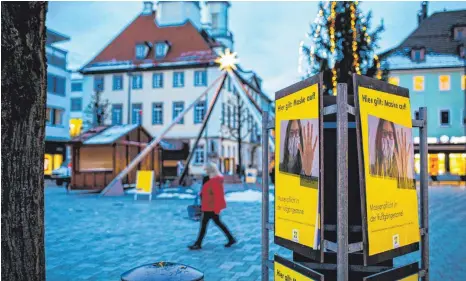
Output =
[
  {"x1": 125, "y1": 188, "x2": 137, "y2": 194},
  {"x1": 156, "y1": 193, "x2": 196, "y2": 200},
  {"x1": 226, "y1": 190, "x2": 275, "y2": 203}
]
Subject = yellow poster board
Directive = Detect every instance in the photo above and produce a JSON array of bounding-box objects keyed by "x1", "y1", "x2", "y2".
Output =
[
  {"x1": 355, "y1": 79, "x2": 420, "y2": 264},
  {"x1": 274, "y1": 75, "x2": 322, "y2": 258},
  {"x1": 274, "y1": 255, "x2": 323, "y2": 281},
  {"x1": 363, "y1": 262, "x2": 419, "y2": 281},
  {"x1": 135, "y1": 170, "x2": 154, "y2": 200},
  {"x1": 399, "y1": 274, "x2": 419, "y2": 281}
]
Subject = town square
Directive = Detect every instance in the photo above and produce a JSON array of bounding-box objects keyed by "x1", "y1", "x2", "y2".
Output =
[{"x1": 2, "y1": 1, "x2": 466, "y2": 281}]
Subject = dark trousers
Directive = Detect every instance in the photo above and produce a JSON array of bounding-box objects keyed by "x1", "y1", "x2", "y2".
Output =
[{"x1": 195, "y1": 211, "x2": 234, "y2": 245}]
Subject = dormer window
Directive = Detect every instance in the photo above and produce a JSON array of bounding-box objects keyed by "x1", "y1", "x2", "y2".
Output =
[
  {"x1": 411, "y1": 48, "x2": 425, "y2": 62},
  {"x1": 454, "y1": 26, "x2": 465, "y2": 41},
  {"x1": 135, "y1": 43, "x2": 149, "y2": 60},
  {"x1": 155, "y1": 41, "x2": 169, "y2": 59}
]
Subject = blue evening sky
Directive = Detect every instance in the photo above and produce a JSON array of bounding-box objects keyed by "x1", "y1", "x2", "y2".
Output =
[{"x1": 47, "y1": 1, "x2": 466, "y2": 96}]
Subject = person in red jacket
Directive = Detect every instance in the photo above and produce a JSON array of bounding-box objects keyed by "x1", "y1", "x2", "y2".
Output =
[{"x1": 188, "y1": 162, "x2": 236, "y2": 250}]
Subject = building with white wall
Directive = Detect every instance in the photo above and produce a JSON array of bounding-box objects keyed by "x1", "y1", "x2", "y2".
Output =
[
  {"x1": 69, "y1": 72, "x2": 86, "y2": 137},
  {"x1": 45, "y1": 28, "x2": 71, "y2": 176},
  {"x1": 79, "y1": 1, "x2": 272, "y2": 175}
]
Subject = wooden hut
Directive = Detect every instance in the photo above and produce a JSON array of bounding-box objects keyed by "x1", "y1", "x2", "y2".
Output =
[{"x1": 69, "y1": 125, "x2": 161, "y2": 191}]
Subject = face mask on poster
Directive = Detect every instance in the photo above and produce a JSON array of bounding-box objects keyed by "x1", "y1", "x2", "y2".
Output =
[
  {"x1": 288, "y1": 136, "x2": 300, "y2": 158},
  {"x1": 382, "y1": 137, "x2": 395, "y2": 160}
]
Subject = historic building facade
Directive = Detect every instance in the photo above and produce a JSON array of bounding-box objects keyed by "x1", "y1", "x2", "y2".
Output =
[{"x1": 79, "y1": 1, "x2": 272, "y2": 175}]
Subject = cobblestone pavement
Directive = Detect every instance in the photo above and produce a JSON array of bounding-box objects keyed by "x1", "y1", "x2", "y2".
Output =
[{"x1": 45, "y1": 185, "x2": 466, "y2": 281}]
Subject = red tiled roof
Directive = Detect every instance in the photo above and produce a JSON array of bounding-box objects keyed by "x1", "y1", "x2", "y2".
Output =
[{"x1": 82, "y1": 12, "x2": 219, "y2": 72}]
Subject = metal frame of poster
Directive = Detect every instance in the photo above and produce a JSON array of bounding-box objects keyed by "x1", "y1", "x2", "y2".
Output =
[
  {"x1": 274, "y1": 255, "x2": 324, "y2": 281},
  {"x1": 363, "y1": 262, "x2": 419, "y2": 281},
  {"x1": 274, "y1": 73, "x2": 324, "y2": 262},
  {"x1": 353, "y1": 74, "x2": 420, "y2": 265}
]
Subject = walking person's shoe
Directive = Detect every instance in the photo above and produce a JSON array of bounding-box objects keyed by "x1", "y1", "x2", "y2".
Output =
[
  {"x1": 188, "y1": 243, "x2": 202, "y2": 250},
  {"x1": 224, "y1": 238, "x2": 237, "y2": 248}
]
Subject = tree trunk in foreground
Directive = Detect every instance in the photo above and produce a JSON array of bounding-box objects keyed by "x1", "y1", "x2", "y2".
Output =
[{"x1": 1, "y1": 2, "x2": 47, "y2": 281}]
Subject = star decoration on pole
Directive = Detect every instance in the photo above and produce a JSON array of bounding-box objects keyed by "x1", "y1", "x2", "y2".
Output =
[{"x1": 215, "y1": 49, "x2": 239, "y2": 71}]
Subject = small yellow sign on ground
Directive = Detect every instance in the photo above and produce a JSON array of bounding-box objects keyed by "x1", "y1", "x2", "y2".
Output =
[{"x1": 135, "y1": 170, "x2": 154, "y2": 200}]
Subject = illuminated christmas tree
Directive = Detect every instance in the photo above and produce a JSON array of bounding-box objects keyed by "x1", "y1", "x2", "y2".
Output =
[{"x1": 299, "y1": 1, "x2": 387, "y2": 95}]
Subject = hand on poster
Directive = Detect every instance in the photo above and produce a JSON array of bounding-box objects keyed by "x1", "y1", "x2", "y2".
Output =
[
  {"x1": 395, "y1": 129, "x2": 412, "y2": 181},
  {"x1": 298, "y1": 122, "x2": 318, "y2": 176}
]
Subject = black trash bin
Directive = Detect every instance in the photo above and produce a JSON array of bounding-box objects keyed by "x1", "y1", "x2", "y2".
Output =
[{"x1": 121, "y1": 262, "x2": 204, "y2": 281}]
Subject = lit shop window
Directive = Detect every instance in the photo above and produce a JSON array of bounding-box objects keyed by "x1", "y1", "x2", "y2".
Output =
[
  {"x1": 449, "y1": 154, "x2": 466, "y2": 176},
  {"x1": 413, "y1": 76, "x2": 424, "y2": 92},
  {"x1": 414, "y1": 154, "x2": 420, "y2": 174},
  {"x1": 419, "y1": 154, "x2": 446, "y2": 176},
  {"x1": 44, "y1": 154, "x2": 63, "y2": 176},
  {"x1": 415, "y1": 153, "x2": 445, "y2": 175},
  {"x1": 427, "y1": 154, "x2": 446, "y2": 176},
  {"x1": 462, "y1": 75, "x2": 466, "y2": 90},
  {"x1": 439, "y1": 75, "x2": 451, "y2": 91},
  {"x1": 388, "y1": 76, "x2": 400, "y2": 86},
  {"x1": 437, "y1": 153, "x2": 446, "y2": 175}
]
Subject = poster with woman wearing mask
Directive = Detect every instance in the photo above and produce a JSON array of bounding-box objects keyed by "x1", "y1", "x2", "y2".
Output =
[
  {"x1": 279, "y1": 119, "x2": 319, "y2": 185},
  {"x1": 354, "y1": 75, "x2": 420, "y2": 265},
  {"x1": 368, "y1": 115, "x2": 415, "y2": 189},
  {"x1": 274, "y1": 74, "x2": 323, "y2": 262}
]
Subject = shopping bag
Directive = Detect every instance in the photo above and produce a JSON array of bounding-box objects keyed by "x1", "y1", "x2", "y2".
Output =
[{"x1": 187, "y1": 195, "x2": 201, "y2": 221}]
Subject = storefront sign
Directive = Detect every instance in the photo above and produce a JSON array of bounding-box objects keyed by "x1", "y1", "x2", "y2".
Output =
[
  {"x1": 354, "y1": 76, "x2": 420, "y2": 265},
  {"x1": 413, "y1": 135, "x2": 466, "y2": 144},
  {"x1": 274, "y1": 74, "x2": 323, "y2": 260},
  {"x1": 274, "y1": 255, "x2": 323, "y2": 281}
]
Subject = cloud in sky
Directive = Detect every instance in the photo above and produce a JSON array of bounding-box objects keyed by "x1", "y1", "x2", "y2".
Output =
[{"x1": 47, "y1": 1, "x2": 466, "y2": 97}]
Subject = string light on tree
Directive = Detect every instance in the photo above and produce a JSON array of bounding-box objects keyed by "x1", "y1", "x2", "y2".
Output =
[
  {"x1": 351, "y1": 1, "x2": 361, "y2": 75},
  {"x1": 299, "y1": 7, "x2": 324, "y2": 77},
  {"x1": 299, "y1": 1, "x2": 386, "y2": 95},
  {"x1": 330, "y1": 1, "x2": 337, "y2": 95},
  {"x1": 374, "y1": 54, "x2": 382, "y2": 79}
]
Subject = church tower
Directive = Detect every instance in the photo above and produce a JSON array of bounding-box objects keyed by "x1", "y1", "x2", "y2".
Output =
[{"x1": 205, "y1": 1, "x2": 234, "y2": 50}]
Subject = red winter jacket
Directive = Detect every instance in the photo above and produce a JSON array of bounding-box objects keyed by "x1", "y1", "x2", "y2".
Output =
[{"x1": 200, "y1": 176, "x2": 227, "y2": 214}]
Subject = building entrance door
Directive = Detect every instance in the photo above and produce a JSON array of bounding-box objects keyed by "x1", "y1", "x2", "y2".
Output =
[{"x1": 224, "y1": 158, "x2": 230, "y2": 174}]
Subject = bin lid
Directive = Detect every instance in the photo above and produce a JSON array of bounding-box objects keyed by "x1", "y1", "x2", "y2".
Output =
[{"x1": 121, "y1": 262, "x2": 204, "y2": 281}]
